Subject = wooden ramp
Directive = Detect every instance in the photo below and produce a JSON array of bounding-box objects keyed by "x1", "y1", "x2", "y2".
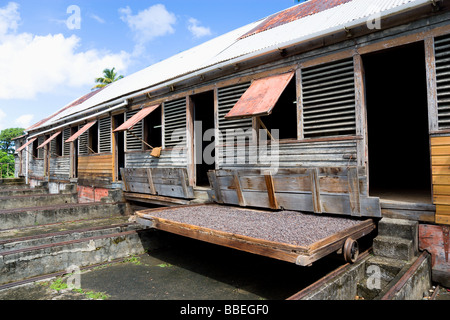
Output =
[{"x1": 136, "y1": 204, "x2": 376, "y2": 266}]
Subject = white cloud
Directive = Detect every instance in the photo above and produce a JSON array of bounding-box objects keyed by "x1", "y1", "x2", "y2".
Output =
[
  {"x1": 0, "y1": 2, "x2": 131, "y2": 100},
  {"x1": 90, "y1": 14, "x2": 105, "y2": 24},
  {"x1": 188, "y1": 18, "x2": 212, "y2": 39},
  {"x1": 14, "y1": 114, "x2": 34, "y2": 128},
  {"x1": 0, "y1": 2, "x2": 20, "y2": 39},
  {"x1": 119, "y1": 4, "x2": 176, "y2": 55}
]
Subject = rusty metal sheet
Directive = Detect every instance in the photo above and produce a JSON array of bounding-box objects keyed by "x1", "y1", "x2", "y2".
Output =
[
  {"x1": 225, "y1": 72, "x2": 295, "y2": 120},
  {"x1": 15, "y1": 137, "x2": 37, "y2": 154},
  {"x1": 114, "y1": 104, "x2": 160, "y2": 133},
  {"x1": 37, "y1": 131, "x2": 62, "y2": 149},
  {"x1": 65, "y1": 120, "x2": 97, "y2": 143},
  {"x1": 239, "y1": 0, "x2": 352, "y2": 40}
]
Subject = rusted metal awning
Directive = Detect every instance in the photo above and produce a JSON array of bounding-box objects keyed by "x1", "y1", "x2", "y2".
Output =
[
  {"x1": 114, "y1": 104, "x2": 161, "y2": 133},
  {"x1": 65, "y1": 121, "x2": 97, "y2": 143},
  {"x1": 225, "y1": 72, "x2": 295, "y2": 120},
  {"x1": 37, "y1": 131, "x2": 61, "y2": 149},
  {"x1": 15, "y1": 138, "x2": 37, "y2": 154}
]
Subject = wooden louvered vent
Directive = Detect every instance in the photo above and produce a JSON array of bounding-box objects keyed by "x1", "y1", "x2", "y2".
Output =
[
  {"x1": 63, "y1": 128, "x2": 71, "y2": 156},
  {"x1": 218, "y1": 82, "x2": 253, "y2": 146},
  {"x1": 37, "y1": 136, "x2": 45, "y2": 159},
  {"x1": 78, "y1": 125, "x2": 89, "y2": 155},
  {"x1": 125, "y1": 110, "x2": 143, "y2": 151},
  {"x1": 435, "y1": 34, "x2": 450, "y2": 129},
  {"x1": 99, "y1": 117, "x2": 112, "y2": 153},
  {"x1": 164, "y1": 98, "x2": 187, "y2": 149},
  {"x1": 301, "y1": 58, "x2": 356, "y2": 138}
]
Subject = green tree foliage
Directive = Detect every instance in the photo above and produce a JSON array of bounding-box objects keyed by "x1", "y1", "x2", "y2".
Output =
[
  {"x1": 0, "y1": 128, "x2": 24, "y2": 178},
  {"x1": 0, "y1": 128, "x2": 24, "y2": 154},
  {"x1": 92, "y1": 68, "x2": 124, "y2": 90}
]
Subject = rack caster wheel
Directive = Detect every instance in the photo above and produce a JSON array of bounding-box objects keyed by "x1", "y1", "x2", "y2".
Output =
[{"x1": 343, "y1": 238, "x2": 359, "y2": 264}]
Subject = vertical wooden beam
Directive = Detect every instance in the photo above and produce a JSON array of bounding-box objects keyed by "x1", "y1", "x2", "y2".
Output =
[
  {"x1": 348, "y1": 167, "x2": 361, "y2": 217},
  {"x1": 264, "y1": 172, "x2": 279, "y2": 210},
  {"x1": 186, "y1": 96, "x2": 195, "y2": 186},
  {"x1": 44, "y1": 142, "x2": 49, "y2": 179},
  {"x1": 146, "y1": 168, "x2": 156, "y2": 195},
  {"x1": 309, "y1": 168, "x2": 322, "y2": 214},
  {"x1": 120, "y1": 168, "x2": 129, "y2": 192},
  {"x1": 296, "y1": 67, "x2": 304, "y2": 140},
  {"x1": 112, "y1": 116, "x2": 118, "y2": 182},
  {"x1": 179, "y1": 169, "x2": 191, "y2": 198},
  {"x1": 425, "y1": 36, "x2": 439, "y2": 133},
  {"x1": 233, "y1": 172, "x2": 246, "y2": 207},
  {"x1": 207, "y1": 171, "x2": 223, "y2": 204},
  {"x1": 354, "y1": 54, "x2": 369, "y2": 193}
]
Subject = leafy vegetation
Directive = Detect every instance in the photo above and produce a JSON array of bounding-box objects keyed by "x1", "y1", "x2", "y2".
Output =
[
  {"x1": 0, "y1": 128, "x2": 24, "y2": 178},
  {"x1": 92, "y1": 68, "x2": 124, "y2": 90}
]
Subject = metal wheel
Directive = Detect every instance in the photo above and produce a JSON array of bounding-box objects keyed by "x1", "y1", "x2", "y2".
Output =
[{"x1": 343, "y1": 238, "x2": 359, "y2": 264}]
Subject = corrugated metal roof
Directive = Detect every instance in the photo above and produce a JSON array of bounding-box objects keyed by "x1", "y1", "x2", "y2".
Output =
[
  {"x1": 30, "y1": 0, "x2": 430, "y2": 132},
  {"x1": 239, "y1": 0, "x2": 353, "y2": 40}
]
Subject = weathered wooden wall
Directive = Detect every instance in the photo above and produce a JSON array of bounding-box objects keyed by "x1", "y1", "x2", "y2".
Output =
[
  {"x1": 208, "y1": 167, "x2": 379, "y2": 218},
  {"x1": 431, "y1": 136, "x2": 450, "y2": 225},
  {"x1": 217, "y1": 139, "x2": 358, "y2": 170},
  {"x1": 78, "y1": 154, "x2": 113, "y2": 185},
  {"x1": 125, "y1": 148, "x2": 188, "y2": 169},
  {"x1": 49, "y1": 156, "x2": 70, "y2": 181},
  {"x1": 121, "y1": 167, "x2": 194, "y2": 199},
  {"x1": 28, "y1": 158, "x2": 44, "y2": 178}
]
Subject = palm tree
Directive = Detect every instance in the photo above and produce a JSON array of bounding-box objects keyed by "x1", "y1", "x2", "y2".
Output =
[{"x1": 92, "y1": 68, "x2": 124, "y2": 90}]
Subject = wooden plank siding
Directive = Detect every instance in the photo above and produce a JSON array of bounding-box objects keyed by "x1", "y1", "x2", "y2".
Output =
[
  {"x1": 49, "y1": 156, "x2": 70, "y2": 181},
  {"x1": 78, "y1": 154, "x2": 113, "y2": 185},
  {"x1": 121, "y1": 167, "x2": 194, "y2": 199},
  {"x1": 208, "y1": 167, "x2": 380, "y2": 218},
  {"x1": 217, "y1": 139, "x2": 358, "y2": 170},
  {"x1": 432, "y1": 135, "x2": 450, "y2": 225}
]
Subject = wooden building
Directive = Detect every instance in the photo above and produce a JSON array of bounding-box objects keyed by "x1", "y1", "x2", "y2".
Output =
[{"x1": 14, "y1": 0, "x2": 450, "y2": 285}]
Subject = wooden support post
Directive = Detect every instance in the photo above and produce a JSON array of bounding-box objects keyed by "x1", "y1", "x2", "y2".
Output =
[
  {"x1": 179, "y1": 169, "x2": 190, "y2": 198},
  {"x1": 146, "y1": 168, "x2": 156, "y2": 195},
  {"x1": 348, "y1": 167, "x2": 361, "y2": 217},
  {"x1": 354, "y1": 54, "x2": 369, "y2": 187},
  {"x1": 309, "y1": 168, "x2": 322, "y2": 214},
  {"x1": 233, "y1": 172, "x2": 246, "y2": 207},
  {"x1": 121, "y1": 168, "x2": 129, "y2": 192},
  {"x1": 425, "y1": 36, "x2": 439, "y2": 133},
  {"x1": 208, "y1": 171, "x2": 223, "y2": 204},
  {"x1": 264, "y1": 172, "x2": 279, "y2": 210}
]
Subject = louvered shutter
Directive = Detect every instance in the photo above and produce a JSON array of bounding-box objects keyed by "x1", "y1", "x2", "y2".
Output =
[
  {"x1": 434, "y1": 34, "x2": 450, "y2": 129},
  {"x1": 301, "y1": 58, "x2": 356, "y2": 138},
  {"x1": 218, "y1": 83, "x2": 253, "y2": 146},
  {"x1": 99, "y1": 117, "x2": 112, "y2": 153},
  {"x1": 125, "y1": 110, "x2": 143, "y2": 151},
  {"x1": 164, "y1": 98, "x2": 187, "y2": 149}
]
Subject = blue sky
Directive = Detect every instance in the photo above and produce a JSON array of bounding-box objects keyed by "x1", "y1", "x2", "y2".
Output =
[{"x1": 0, "y1": 0, "x2": 303, "y2": 131}]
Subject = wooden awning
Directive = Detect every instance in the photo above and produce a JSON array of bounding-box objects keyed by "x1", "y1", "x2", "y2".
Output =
[
  {"x1": 37, "y1": 131, "x2": 61, "y2": 149},
  {"x1": 15, "y1": 137, "x2": 37, "y2": 154},
  {"x1": 65, "y1": 121, "x2": 97, "y2": 143},
  {"x1": 225, "y1": 72, "x2": 295, "y2": 120},
  {"x1": 114, "y1": 104, "x2": 161, "y2": 133}
]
